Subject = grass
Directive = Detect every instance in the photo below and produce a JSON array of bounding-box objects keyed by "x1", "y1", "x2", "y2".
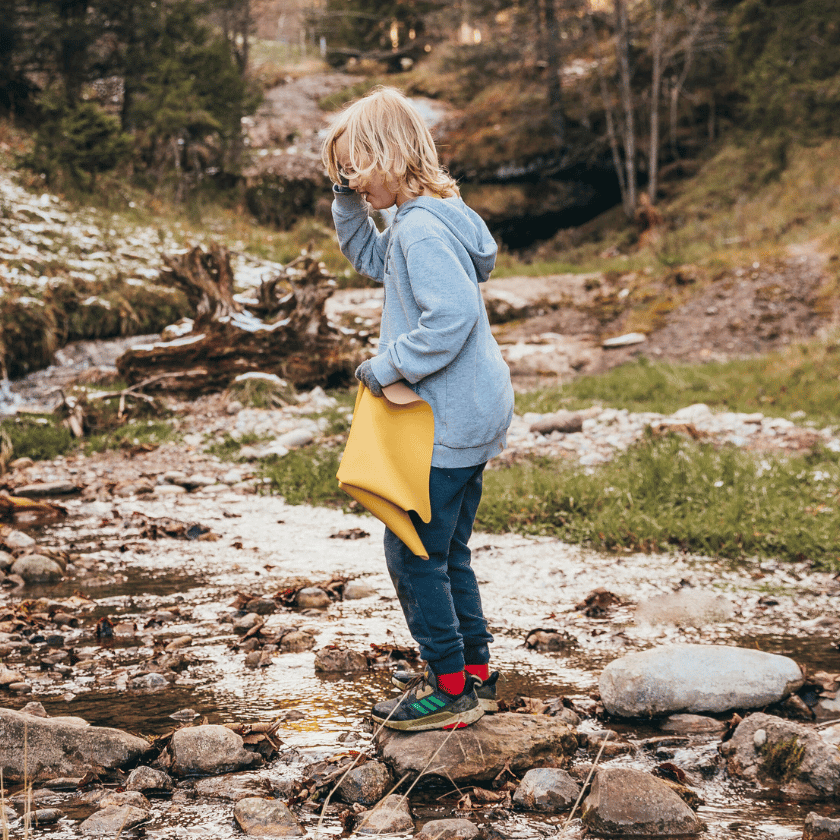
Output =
[
  {"x1": 515, "y1": 342, "x2": 840, "y2": 427},
  {"x1": 261, "y1": 446, "x2": 348, "y2": 508},
  {"x1": 84, "y1": 420, "x2": 179, "y2": 453},
  {"x1": 478, "y1": 431, "x2": 840, "y2": 569},
  {"x1": 1, "y1": 415, "x2": 75, "y2": 462}
]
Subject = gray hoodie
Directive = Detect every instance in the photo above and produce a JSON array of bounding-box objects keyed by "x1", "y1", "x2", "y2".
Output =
[{"x1": 332, "y1": 190, "x2": 514, "y2": 468}]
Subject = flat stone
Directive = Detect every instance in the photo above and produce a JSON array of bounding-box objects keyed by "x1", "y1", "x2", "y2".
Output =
[
  {"x1": 194, "y1": 773, "x2": 274, "y2": 801},
  {"x1": 513, "y1": 767, "x2": 581, "y2": 811},
  {"x1": 30, "y1": 808, "x2": 61, "y2": 825},
  {"x1": 529, "y1": 410, "x2": 584, "y2": 435},
  {"x1": 79, "y1": 804, "x2": 149, "y2": 835},
  {"x1": 245, "y1": 598, "x2": 276, "y2": 615},
  {"x1": 15, "y1": 481, "x2": 78, "y2": 497},
  {"x1": 10, "y1": 554, "x2": 64, "y2": 583},
  {"x1": 804, "y1": 812, "x2": 840, "y2": 840},
  {"x1": 233, "y1": 797, "x2": 304, "y2": 836},
  {"x1": 581, "y1": 767, "x2": 701, "y2": 836},
  {"x1": 314, "y1": 647, "x2": 368, "y2": 672},
  {"x1": 1, "y1": 529, "x2": 35, "y2": 550},
  {"x1": 355, "y1": 793, "x2": 413, "y2": 834},
  {"x1": 599, "y1": 644, "x2": 804, "y2": 717},
  {"x1": 343, "y1": 580, "x2": 377, "y2": 600},
  {"x1": 81, "y1": 789, "x2": 151, "y2": 809},
  {"x1": 416, "y1": 818, "x2": 480, "y2": 840},
  {"x1": 0, "y1": 666, "x2": 26, "y2": 686},
  {"x1": 0, "y1": 707, "x2": 150, "y2": 783},
  {"x1": 634, "y1": 591, "x2": 734, "y2": 627},
  {"x1": 660, "y1": 714, "x2": 728, "y2": 735},
  {"x1": 602, "y1": 332, "x2": 646, "y2": 348},
  {"x1": 720, "y1": 712, "x2": 840, "y2": 799},
  {"x1": 0, "y1": 550, "x2": 12, "y2": 571},
  {"x1": 279, "y1": 630, "x2": 315, "y2": 652},
  {"x1": 275, "y1": 428, "x2": 314, "y2": 449},
  {"x1": 337, "y1": 760, "x2": 393, "y2": 806},
  {"x1": 130, "y1": 672, "x2": 169, "y2": 690},
  {"x1": 169, "y1": 724, "x2": 262, "y2": 776},
  {"x1": 296, "y1": 587, "x2": 331, "y2": 609},
  {"x1": 376, "y1": 713, "x2": 578, "y2": 784}
]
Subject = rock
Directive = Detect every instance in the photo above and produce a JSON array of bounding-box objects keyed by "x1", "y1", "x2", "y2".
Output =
[
  {"x1": 245, "y1": 598, "x2": 276, "y2": 615},
  {"x1": 275, "y1": 428, "x2": 314, "y2": 449},
  {"x1": 602, "y1": 332, "x2": 646, "y2": 348},
  {"x1": 599, "y1": 644, "x2": 804, "y2": 717},
  {"x1": 416, "y1": 818, "x2": 480, "y2": 840},
  {"x1": 525, "y1": 630, "x2": 574, "y2": 651},
  {"x1": 513, "y1": 767, "x2": 581, "y2": 811},
  {"x1": 529, "y1": 410, "x2": 584, "y2": 435},
  {"x1": 194, "y1": 773, "x2": 273, "y2": 801},
  {"x1": 179, "y1": 474, "x2": 215, "y2": 490},
  {"x1": 1, "y1": 529, "x2": 35, "y2": 550},
  {"x1": 314, "y1": 647, "x2": 368, "y2": 672},
  {"x1": 280, "y1": 630, "x2": 315, "y2": 652},
  {"x1": 15, "y1": 481, "x2": 78, "y2": 497},
  {"x1": 660, "y1": 714, "x2": 728, "y2": 735},
  {"x1": 233, "y1": 797, "x2": 304, "y2": 837},
  {"x1": 719, "y1": 712, "x2": 840, "y2": 799},
  {"x1": 169, "y1": 724, "x2": 262, "y2": 776},
  {"x1": 9, "y1": 456, "x2": 34, "y2": 470},
  {"x1": 234, "y1": 613, "x2": 263, "y2": 634},
  {"x1": 0, "y1": 666, "x2": 26, "y2": 686},
  {"x1": 0, "y1": 707, "x2": 151, "y2": 783},
  {"x1": 164, "y1": 635, "x2": 193, "y2": 651},
  {"x1": 30, "y1": 808, "x2": 61, "y2": 825},
  {"x1": 82, "y1": 789, "x2": 151, "y2": 809},
  {"x1": 0, "y1": 551, "x2": 13, "y2": 571},
  {"x1": 634, "y1": 591, "x2": 734, "y2": 626},
  {"x1": 337, "y1": 760, "x2": 393, "y2": 806},
  {"x1": 343, "y1": 580, "x2": 377, "y2": 600},
  {"x1": 295, "y1": 587, "x2": 331, "y2": 609},
  {"x1": 355, "y1": 793, "x2": 413, "y2": 835},
  {"x1": 375, "y1": 713, "x2": 578, "y2": 784},
  {"x1": 130, "y1": 672, "x2": 169, "y2": 689},
  {"x1": 804, "y1": 812, "x2": 840, "y2": 840},
  {"x1": 581, "y1": 767, "x2": 701, "y2": 836},
  {"x1": 10, "y1": 554, "x2": 64, "y2": 583},
  {"x1": 79, "y1": 804, "x2": 149, "y2": 835},
  {"x1": 125, "y1": 765, "x2": 174, "y2": 793}
]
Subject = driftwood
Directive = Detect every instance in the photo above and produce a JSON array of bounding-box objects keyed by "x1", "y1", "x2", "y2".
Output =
[{"x1": 116, "y1": 244, "x2": 365, "y2": 394}]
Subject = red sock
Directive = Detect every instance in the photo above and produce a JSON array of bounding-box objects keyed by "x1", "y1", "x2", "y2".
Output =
[
  {"x1": 436, "y1": 670, "x2": 466, "y2": 696},
  {"x1": 465, "y1": 663, "x2": 490, "y2": 681}
]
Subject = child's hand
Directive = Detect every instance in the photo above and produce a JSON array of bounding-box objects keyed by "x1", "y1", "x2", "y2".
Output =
[{"x1": 355, "y1": 360, "x2": 383, "y2": 397}]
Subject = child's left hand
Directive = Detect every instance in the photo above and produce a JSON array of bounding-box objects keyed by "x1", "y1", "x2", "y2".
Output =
[{"x1": 355, "y1": 360, "x2": 383, "y2": 397}]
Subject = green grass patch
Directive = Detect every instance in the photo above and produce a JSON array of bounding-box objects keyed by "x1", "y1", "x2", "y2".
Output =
[
  {"x1": 260, "y1": 446, "x2": 349, "y2": 508},
  {"x1": 2, "y1": 415, "x2": 75, "y2": 461},
  {"x1": 84, "y1": 420, "x2": 179, "y2": 453},
  {"x1": 478, "y1": 431, "x2": 840, "y2": 568},
  {"x1": 515, "y1": 344, "x2": 840, "y2": 426},
  {"x1": 204, "y1": 432, "x2": 267, "y2": 461}
]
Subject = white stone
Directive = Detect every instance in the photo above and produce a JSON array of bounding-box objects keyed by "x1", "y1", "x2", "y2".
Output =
[{"x1": 599, "y1": 644, "x2": 805, "y2": 717}]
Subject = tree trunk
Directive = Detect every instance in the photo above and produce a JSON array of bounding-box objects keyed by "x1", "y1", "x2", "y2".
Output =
[
  {"x1": 615, "y1": 0, "x2": 637, "y2": 218},
  {"x1": 648, "y1": 0, "x2": 664, "y2": 203},
  {"x1": 542, "y1": 0, "x2": 565, "y2": 147}
]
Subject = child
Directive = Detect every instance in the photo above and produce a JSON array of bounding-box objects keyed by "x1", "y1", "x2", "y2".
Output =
[{"x1": 322, "y1": 86, "x2": 514, "y2": 732}]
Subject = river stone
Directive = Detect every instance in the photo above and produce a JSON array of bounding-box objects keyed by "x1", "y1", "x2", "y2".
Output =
[
  {"x1": 804, "y1": 812, "x2": 840, "y2": 840},
  {"x1": 0, "y1": 708, "x2": 150, "y2": 783},
  {"x1": 1, "y1": 529, "x2": 35, "y2": 550},
  {"x1": 130, "y1": 672, "x2": 169, "y2": 689},
  {"x1": 125, "y1": 765, "x2": 174, "y2": 793},
  {"x1": 314, "y1": 647, "x2": 368, "y2": 672},
  {"x1": 0, "y1": 551, "x2": 12, "y2": 571},
  {"x1": 170, "y1": 724, "x2": 262, "y2": 776},
  {"x1": 343, "y1": 580, "x2": 377, "y2": 600},
  {"x1": 660, "y1": 714, "x2": 728, "y2": 735},
  {"x1": 16, "y1": 481, "x2": 78, "y2": 497},
  {"x1": 355, "y1": 793, "x2": 413, "y2": 834},
  {"x1": 82, "y1": 789, "x2": 151, "y2": 809},
  {"x1": 79, "y1": 804, "x2": 149, "y2": 834},
  {"x1": 375, "y1": 713, "x2": 578, "y2": 783},
  {"x1": 337, "y1": 760, "x2": 393, "y2": 806},
  {"x1": 31, "y1": 808, "x2": 61, "y2": 825},
  {"x1": 529, "y1": 410, "x2": 584, "y2": 435},
  {"x1": 194, "y1": 773, "x2": 273, "y2": 801},
  {"x1": 276, "y1": 428, "x2": 314, "y2": 449},
  {"x1": 280, "y1": 630, "x2": 315, "y2": 652},
  {"x1": 0, "y1": 666, "x2": 26, "y2": 686},
  {"x1": 581, "y1": 767, "x2": 701, "y2": 836},
  {"x1": 513, "y1": 767, "x2": 581, "y2": 811},
  {"x1": 233, "y1": 797, "x2": 304, "y2": 837},
  {"x1": 296, "y1": 587, "x2": 331, "y2": 609},
  {"x1": 599, "y1": 644, "x2": 804, "y2": 717},
  {"x1": 416, "y1": 818, "x2": 480, "y2": 840},
  {"x1": 634, "y1": 591, "x2": 734, "y2": 626},
  {"x1": 719, "y1": 712, "x2": 840, "y2": 799},
  {"x1": 10, "y1": 554, "x2": 64, "y2": 583},
  {"x1": 234, "y1": 612, "x2": 263, "y2": 634}
]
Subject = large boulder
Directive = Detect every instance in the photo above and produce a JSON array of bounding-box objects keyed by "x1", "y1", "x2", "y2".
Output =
[
  {"x1": 599, "y1": 644, "x2": 804, "y2": 717},
  {"x1": 804, "y1": 812, "x2": 840, "y2": 840},
  {"x1": 0, "y1": 708, "x2": 150, "y2": 783},
  {"x1": 169, "y1": 725, "x2": 262, "y2": 776},
  {"x1": 581, "y1": 767, "x2": 701, "y2": 836},
  {"x1": 375, "y1": 713, "x2": 577, "y2": 784},
  {"x1": 719, "y1": 712, "x2": 840, "y2": 799}
]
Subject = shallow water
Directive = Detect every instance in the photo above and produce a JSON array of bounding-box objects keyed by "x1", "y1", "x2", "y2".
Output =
[{"x1": 4, "y1": 492, "x2": 838, "y2": 838}]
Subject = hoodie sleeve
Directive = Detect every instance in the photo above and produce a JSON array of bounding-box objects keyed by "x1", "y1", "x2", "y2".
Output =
[
  {"x1": 331, "y1": 191, "x2": 390, "y2": 282},
  {"x1": 368, "y1": 233, "x2": 480, "y2": 386}
]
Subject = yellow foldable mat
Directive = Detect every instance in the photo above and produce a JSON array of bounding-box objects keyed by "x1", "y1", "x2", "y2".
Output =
[{"x1": 337, "y1": 382, "x2": 434, "y2": 559}]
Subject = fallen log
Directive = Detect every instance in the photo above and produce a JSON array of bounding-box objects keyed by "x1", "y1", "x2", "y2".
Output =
[{"x1": 116, "y1": 244, "x2": 366, "y2": 394}]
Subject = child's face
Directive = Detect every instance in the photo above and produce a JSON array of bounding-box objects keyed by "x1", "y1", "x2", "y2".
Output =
[{"x1": 335, "y1": 133, "x2": 406, "y2": 210}]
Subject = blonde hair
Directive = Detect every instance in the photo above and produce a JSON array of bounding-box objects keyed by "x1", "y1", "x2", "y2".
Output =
[{"x1": 321, "y1": 86, "x2": 458, "y2": 200}]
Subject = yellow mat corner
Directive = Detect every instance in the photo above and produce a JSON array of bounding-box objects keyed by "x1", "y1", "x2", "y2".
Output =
[{"x1": 337, "y1": 381, "x2": 434, "y2": 559}]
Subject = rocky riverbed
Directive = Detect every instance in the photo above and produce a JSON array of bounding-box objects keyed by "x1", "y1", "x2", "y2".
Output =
[{"x1": 0, "y1": 364, "x2": 839, "y2": 838}]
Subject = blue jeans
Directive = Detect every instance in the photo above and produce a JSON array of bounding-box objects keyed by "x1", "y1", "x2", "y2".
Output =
[{"x1": 384, "y1": 462, "x2": 493, "y2": 676}]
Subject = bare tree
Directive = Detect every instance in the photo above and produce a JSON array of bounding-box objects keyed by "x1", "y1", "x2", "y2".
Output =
[{"x1": 614, "y1": 0, "x2": 637, "y2": 217}]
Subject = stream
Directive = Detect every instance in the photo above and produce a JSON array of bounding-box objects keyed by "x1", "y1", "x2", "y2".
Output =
[{"x1": 2, "y1": 486, "x2": 838, "y2": 838}]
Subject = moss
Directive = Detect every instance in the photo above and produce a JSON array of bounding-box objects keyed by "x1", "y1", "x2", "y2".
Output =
[
  {"x1": 1, "y1": 415, "x2": 74, "y2": 461},
  {"x1": 760, "y1": 736, "x2": 806, "y2": 783}
]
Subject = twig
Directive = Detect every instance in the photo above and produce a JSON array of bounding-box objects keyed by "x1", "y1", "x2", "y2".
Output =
[
  {"x1": 815, "y1": 717, "x2": 840, "y2": 729},
  {"x1": 556, "y1": 730, "x2": 612, "y2": 837}
]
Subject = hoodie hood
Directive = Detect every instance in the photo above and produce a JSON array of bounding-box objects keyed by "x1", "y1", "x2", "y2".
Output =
[{"x1": 395, "y1": 196, "x2": 497, "y2": 282}]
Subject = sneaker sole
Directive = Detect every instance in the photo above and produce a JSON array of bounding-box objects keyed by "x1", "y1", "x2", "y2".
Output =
[
  {"x1": 372, "y1": 703, "x2": 485, "y2": 732},
  {"x1": 391, "y1": 677, "x2": 498, "y2": 714}
]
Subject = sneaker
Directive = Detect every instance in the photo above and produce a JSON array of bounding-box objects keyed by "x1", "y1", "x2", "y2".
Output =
[
  {"x1": 392, "y1": 668, "x2": 500, "y2": 714},
  {"x1": 372, "y1": 671, "x2": 484, "y2": 732}
]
